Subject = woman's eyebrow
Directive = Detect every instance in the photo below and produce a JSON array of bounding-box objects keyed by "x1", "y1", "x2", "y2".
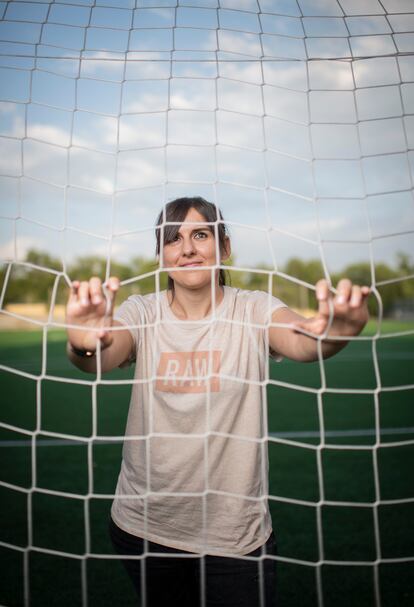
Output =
[
  {"x1": 192, "y1": 225, "x2": 210, "y2": 231},
  {"x1": 177, "y1": 224, "x2": 211, "y2": 234}
]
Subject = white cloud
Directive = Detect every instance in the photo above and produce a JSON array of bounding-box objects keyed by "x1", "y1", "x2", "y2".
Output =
[
  {"x1": 219, "y1": 59, "x2": 262, "y2": 85},
  {"x1": 119, "y1": 113, "x2": 166, "y2": 149},
  {"x1": 0, "y1": 236, "x2": 15, "y2": 261},
  {"x1": 117, "y1": 148, "x2": 165, "y2": 190},
  {"x1": 80, "y1": 51, "x2": 125, "y2": 82},
  {"x1": 72, "y1": 114, "x2": 119, "y2": 152},
  {"x1": 23, "y1": 139, "x2": 68, "y2": 186},
  {"x1": 218, "y1": 30, "x2": 262, "y2": 57},
  {"x1": 0, "y1": 102, "x2": 25, "y2": 138},
  {"x1": 0, "y1": 234, "x2": 45, "y2": 263},
  {"x1": 69, "y1": 147, "x2": 116, "y2": 194},
  {"x1": 27, "y1": 123, "x2": 71, "y2": 147},
  {"x1": 308, "y1": 60, "x2": 354, "y2": 90},
  {"x1": 0, "y1": 137, "x2": 21, "y2": 176}
]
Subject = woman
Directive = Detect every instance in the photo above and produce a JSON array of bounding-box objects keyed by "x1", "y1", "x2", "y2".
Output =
[{"x1": 66, "y1": 197, "x2": 370, "y2": 607}]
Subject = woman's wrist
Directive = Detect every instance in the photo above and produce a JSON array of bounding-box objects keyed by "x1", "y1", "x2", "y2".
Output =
[
  {"x1": 69, "y1": 343, "x2": 96, "y2": 358},
  {"x1": 68, "y1": 338, "x2": 111, "y2": 359}
]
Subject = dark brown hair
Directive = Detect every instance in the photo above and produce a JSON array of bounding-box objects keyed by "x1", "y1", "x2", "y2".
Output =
[{"x1": 155, "y1": 197, "x2": 228, "y2": 292}]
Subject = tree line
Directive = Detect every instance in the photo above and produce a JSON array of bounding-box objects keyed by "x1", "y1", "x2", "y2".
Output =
[{"x1": 1, "y1": 249, "x2": 413, "y2": 316}]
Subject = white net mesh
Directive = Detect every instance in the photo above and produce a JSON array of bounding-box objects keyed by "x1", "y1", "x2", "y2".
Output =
[{"x1": 0, "y1": 1, "x2": 414, "y2": 606}]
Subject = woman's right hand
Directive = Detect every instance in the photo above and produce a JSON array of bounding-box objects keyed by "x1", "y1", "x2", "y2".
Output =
[{"x1": 66, "y1": 276, "x2": 120, "y2": 353}]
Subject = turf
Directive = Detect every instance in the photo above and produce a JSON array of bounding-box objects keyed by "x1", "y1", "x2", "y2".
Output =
[{"x1": 0, "y1": 322, "x2": 413, "y2": 607}]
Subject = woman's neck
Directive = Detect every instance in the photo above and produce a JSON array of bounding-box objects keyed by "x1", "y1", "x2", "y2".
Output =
[{"x1": 167, "y1": 283, "x2": 224, "y2": 320}]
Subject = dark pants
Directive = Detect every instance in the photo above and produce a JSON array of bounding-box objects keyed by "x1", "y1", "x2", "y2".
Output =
[{"x1": 109, "y1": 518, "x2": 277, "y2": 607}]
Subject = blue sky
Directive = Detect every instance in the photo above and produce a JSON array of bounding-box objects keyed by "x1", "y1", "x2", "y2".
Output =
[{"x1": 1, "y1": 0, "x2": 414, "y2": 278}]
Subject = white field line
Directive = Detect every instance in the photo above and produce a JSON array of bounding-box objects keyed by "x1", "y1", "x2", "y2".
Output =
[{"x1": 0, "y1": 427, "x2": 413, "y2": 447}]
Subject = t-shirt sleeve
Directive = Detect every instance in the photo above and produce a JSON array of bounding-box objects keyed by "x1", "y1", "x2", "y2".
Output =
[
  {"x1": 249, "y1": 290, "x2": 287, "y2": 326},
  {"x1": 249, "y1": 290, "x2": 288, "y2": 362},
  {"x1": 113, "y1": 296, "x2": 144, "y2": 363}
]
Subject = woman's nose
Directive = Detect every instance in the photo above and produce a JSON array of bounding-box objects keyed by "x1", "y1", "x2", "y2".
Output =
[{"x1": 181, "y1": 235, "x2": 196, "y2": 256}]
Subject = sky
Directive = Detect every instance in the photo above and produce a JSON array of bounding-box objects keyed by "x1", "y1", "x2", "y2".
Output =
[{"x1": 1, "y1": 0, "x2": 414, "y2": 281}]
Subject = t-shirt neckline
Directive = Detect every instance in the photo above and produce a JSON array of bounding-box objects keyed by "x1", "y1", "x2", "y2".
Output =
[{"x1": 161, "y1": 286, "x2": 229, "y2": 326}]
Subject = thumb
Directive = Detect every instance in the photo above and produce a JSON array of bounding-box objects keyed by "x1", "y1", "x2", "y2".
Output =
[{"x1": 292, "y1": 315, "x2": 329, "y2": 337}]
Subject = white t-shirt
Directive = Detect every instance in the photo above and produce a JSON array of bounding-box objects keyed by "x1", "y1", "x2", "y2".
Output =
[{"x1": 111, "y1": 286, "x2": 286, "y2": 556}]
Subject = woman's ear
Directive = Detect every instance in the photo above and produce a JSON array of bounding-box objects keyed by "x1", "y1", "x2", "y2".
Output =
[{"x1": 221, "y1": 236, "x2": 231, "y2": 262}]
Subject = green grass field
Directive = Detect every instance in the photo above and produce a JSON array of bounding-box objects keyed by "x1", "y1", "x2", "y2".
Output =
[{"x1": 0, "y1": 322, "x2": 413, "y2": 607}]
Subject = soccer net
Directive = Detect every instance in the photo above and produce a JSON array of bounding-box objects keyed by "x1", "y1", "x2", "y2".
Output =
[{"x1": 1, "y1": 0, "x2": 414, "y2": 606}]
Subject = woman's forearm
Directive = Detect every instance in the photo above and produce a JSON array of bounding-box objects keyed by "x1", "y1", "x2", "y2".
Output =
[{"x1": 66, "y1": 325, "x2": 134, "y2": 374}]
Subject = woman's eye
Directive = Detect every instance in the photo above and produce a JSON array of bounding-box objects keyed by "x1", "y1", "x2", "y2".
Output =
[{"x1": 194, "y1": 231, "x2": 208, "y2": 239}]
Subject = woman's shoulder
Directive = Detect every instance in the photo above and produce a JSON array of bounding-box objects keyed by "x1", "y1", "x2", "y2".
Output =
[
  {"x1": 114, "y1": 291, "x2": 164, "y2": 323},
  {"x1": 222, "y1": 286, "x2": 266, "y2": 314},
  {"x1": 123, "y1": 291, "x2": 161, "y2": 306},
  {"x1": 224, "y1": 286, "x2": 271, "y2": 303},
  {"x1": 223, "y1": 286, "x2": 286, "y2": 320}
]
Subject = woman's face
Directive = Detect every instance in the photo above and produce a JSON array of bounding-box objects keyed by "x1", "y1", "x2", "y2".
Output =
[{"x1": 161, "y1": 207, "x2": 229, "y2": 290}]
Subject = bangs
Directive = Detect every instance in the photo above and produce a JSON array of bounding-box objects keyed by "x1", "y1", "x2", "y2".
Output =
[{"x1": 161, "y1": 201, "x2": 199, "y2": 246}]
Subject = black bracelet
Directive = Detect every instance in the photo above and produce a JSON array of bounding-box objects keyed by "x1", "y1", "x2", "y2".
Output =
[{"x1": 70, "y1": 344, "x2": 96, "y2": 358}]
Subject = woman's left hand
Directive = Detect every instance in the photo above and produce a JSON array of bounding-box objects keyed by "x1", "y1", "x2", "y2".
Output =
[{"x1": 293, "y1": 278, "x2": 370, "y2": 339}]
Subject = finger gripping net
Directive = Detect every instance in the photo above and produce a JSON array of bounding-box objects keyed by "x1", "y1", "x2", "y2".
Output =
[{"x1": 0, "y1": 1, "x2": 414, "y2": 606}]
